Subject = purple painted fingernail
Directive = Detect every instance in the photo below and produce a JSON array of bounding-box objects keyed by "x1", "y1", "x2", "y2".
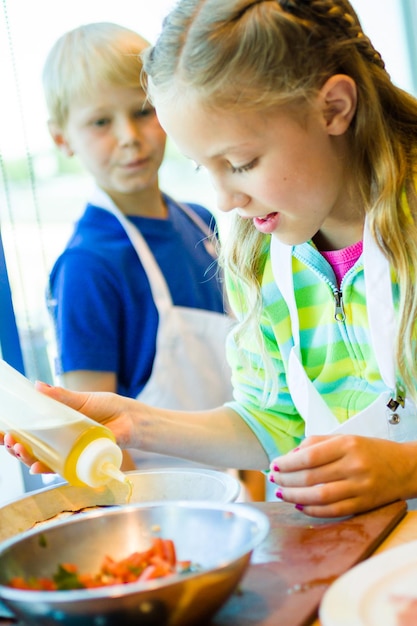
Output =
[
  {"x1": 269, "y1": 473, "x2": 275, "y2": 483},
  {"x1": 5, "y1": 444, "x2": 12, "y2": 449},
  {"x1": 292, "y1": 447, "x2": 300, "y2": 453},
  {"x1": 272, "y1": 464, "x2": 280, "y2": 472},
  {"x1": 295, "y1": 504, "x2": 304, "y2": 511},
  {"x1": 15, "y1": 452, "x2": 21, "y2": 458},
  {"x1": 275, "y1": 490, "x2": 283, "y2": 500}
]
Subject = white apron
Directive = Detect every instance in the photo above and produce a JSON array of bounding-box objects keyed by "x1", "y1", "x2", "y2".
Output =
[
  {"x1": 270, "y1": 218, "x2": 417, "y2": 443},
  {"x1": 91, "y1": 188, "x2": 235, "y2": 411},
  {"x1": 91, "y1": 189, "x2": 237, "y2": 473}
]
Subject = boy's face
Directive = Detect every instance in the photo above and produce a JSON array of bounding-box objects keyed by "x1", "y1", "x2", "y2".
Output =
[{"x1": 52, "y1": 85, "x2": 166, "y2": 199}]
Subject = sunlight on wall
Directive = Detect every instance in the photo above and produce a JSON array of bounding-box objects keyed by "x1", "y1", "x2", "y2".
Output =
[
  {"x1": 351, "y1": 0, "x2": 412, "y2": 91},
  {"x1": 0, "y1": 0, "x2": 176, "y2": 159}
]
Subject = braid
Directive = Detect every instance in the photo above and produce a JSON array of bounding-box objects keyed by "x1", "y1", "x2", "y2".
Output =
[{"x1": 278, "y1": 0, "x2": 385, "y2": 70}]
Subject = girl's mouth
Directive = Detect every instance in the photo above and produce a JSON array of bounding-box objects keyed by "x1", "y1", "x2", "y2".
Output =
[
  {"x1": 256, "y1": 212, "x2": 277, "y2": 222},
  {"x1": 253, "y1": 212, "x2": 279, "y2": 234}
]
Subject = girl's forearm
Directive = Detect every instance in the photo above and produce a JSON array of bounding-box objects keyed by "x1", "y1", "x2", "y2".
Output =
[
  {"x1": 29, "y1": 383, "x2": 270, "y2": 471},
  {"x1": 133, "y1": 404, "x2": 270, "y2": 469}
]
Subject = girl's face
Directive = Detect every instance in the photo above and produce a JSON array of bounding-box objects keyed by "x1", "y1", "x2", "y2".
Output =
[{"x1": 155, "y1": 87, "x2": 360, "y2": 248}]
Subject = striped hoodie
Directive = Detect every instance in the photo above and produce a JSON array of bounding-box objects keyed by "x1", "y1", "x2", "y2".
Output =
[{"x1": 224, "y1": 237, "x2": 392, "y2": 463}]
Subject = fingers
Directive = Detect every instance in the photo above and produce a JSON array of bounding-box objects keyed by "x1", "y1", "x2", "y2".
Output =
[
  {"x1": 35, "y1": 382, "x2": 143, "y2": 449},
  {"x1": 272, "y1": 476, "x2": 357, "y2": 512},
  {"x1": 272, "y1": 436, "x2": 344, "y2": 474},
  {"x1": 13, "y1": 442, "x2": 38, "y2": 467},
  {"x1": 35, "y1": 381, "x2": 92, "y2": 413},
  {"x1": 268, "y1": 435, "x2": 403, "y2": 518},
  {"x1": 3, "y1": 434, "x2": 54, "y2": 474},
  {"x1": 35, "y1": 381, "x2": 122, "y2": 424},
  {"x1": 290, "y1": 498, "x2": 362, "y2": 519},
  {"x1": 30, "y1": 461, "x2": 54, "y2": 474}
]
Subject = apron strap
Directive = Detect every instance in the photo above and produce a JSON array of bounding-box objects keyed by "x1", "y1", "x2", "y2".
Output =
[
  {"x1": 363, "y1": 217, "x2": 396, "y2": 390},
  {"x1": 89, "y1": 187, "x2": 173, "y2": 314},
  {"x1": 270, "y1": 237, "x2": 299, "y2": 341},
  {"x1": 174, "y1": 200, "x2": 218, "y2": 259}
]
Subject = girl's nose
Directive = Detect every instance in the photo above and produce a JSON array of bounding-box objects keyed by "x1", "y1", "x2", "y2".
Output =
[{"x1": 216, "y1": 189, "x2": 251, "y2": 214}]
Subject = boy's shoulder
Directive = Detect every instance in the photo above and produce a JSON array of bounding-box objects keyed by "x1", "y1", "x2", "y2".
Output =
[
  {"x1": 188, "y1": 202, "x2": 215, "y2": 225},
  {"x1": 166, "y1": 195, "x2": 217, "y2": 230},
  {"x1": 61, "y1": 204, "x2": 126, "y2": 253}
]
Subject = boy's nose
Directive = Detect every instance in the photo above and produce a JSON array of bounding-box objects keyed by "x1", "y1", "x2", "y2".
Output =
[{"x1": 118, "y1": 119, "x2": 141, "y2": 146}]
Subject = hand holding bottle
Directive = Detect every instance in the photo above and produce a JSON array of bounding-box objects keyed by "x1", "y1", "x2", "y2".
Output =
[{"x1": 0, "y1": 361, "x2": 126, "y2": 488}]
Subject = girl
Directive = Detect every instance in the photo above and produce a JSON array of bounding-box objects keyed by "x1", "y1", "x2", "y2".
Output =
[{"x1": 4, "y1": 0, "x2": 417, "y2": 518}]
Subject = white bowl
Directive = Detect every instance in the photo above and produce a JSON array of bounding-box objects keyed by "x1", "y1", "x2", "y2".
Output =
[{"x1": 0, "y1": 468, "x2": 241, "y2": 543}]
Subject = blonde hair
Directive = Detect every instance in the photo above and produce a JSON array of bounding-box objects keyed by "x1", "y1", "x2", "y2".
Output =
[
  {"x1": 43, "y1": 22, "x2": 149, "y2": 128},
  {"x1": 143, "y1": 0, "x2": 417, "y2": 399}
]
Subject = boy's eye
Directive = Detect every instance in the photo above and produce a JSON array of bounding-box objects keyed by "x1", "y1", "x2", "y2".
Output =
[
  {"x1": 135, "y1": 106, "x2": 156, "y2": 118},
  {"x1": 92, "y1": 118, "x2": 110, "y2": 127}
]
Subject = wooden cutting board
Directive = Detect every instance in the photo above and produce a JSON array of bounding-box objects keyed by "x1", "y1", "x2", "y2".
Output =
[{"x1": 212, "y1": 500, "x2": 407, "y2": 626}]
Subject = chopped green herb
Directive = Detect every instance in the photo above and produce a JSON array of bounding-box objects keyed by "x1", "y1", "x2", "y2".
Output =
[{"x1": 53, "y1": 565, "x2": 85, "y2": 590}]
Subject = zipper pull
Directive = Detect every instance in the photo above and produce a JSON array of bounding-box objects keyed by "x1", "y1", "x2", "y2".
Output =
[
  {"x1": 333, "y1": 290, "x2": 345, "y2": 322},
  {"x1": 386, "y1": 383, "x2": 406, "y2": 412},
  {"x1": 386, "y1": 383, "x2": 406, "y2": 425}
]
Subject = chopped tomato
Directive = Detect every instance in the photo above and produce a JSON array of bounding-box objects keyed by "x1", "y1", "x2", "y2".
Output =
[{"x1": 7, "y1": 537, "x2": 190, "y2": 591}]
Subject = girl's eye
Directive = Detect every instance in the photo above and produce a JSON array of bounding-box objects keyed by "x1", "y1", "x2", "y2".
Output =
[{"x1": 230, "y1": 159, "x2": 257, "y2": 174}]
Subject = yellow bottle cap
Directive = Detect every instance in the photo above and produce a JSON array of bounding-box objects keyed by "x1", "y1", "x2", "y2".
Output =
[{"x1": 76, "y1": 438, "x2": 123, "y2": 487}]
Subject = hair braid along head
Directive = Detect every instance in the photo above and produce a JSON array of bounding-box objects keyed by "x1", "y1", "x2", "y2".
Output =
[
  {"x1": 143, "y1": 0, "x2": 388, "y2": 114},
  {"x1": 277, "y1": 0, "x2": 385, "y2": 70}
]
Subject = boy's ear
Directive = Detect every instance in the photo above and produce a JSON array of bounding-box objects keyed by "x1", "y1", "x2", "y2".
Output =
[
  {"x1": 47, "y1": 121, "x2": 74, "y2": 157},
  {"x1": 319, "y1": 74, "x2": 357, "y2": 136}
]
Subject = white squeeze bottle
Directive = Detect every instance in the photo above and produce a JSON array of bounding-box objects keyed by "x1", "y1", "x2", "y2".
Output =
[{"x1": 0, "y1": 359, "x2": 126, "y2": 488}]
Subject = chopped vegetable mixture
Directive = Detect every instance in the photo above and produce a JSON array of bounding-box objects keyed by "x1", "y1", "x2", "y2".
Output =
[{"x1": 9, "y1": 538, "x2": 193, "y2": 591}]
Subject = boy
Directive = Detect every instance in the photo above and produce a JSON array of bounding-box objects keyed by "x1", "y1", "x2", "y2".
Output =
[{"x1": 43, "y1": 22, "x2": 242, "y2": 477}]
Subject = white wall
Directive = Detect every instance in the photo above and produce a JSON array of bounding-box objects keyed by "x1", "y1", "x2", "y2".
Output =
[{"x1": 351, "y1": 0, "x2": 412, "y2": 92}]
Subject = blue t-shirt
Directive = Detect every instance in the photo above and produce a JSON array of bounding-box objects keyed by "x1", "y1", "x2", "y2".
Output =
[{"x1": 48, "y1": 194, "x2": 225, "y2": 398}]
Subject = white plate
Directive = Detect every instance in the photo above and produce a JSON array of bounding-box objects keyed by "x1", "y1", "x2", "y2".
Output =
[{"x1": 319, "y1": 539, "x2": 417, "y2": 626}]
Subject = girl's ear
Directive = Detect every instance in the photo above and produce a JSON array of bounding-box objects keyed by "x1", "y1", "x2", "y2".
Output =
[
  {"x1": 319, "y1": 74, "x2": 357, "y2": 136},
  {"x1": 47, "y1": 121, "x2": 74, "y2": 157}
]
